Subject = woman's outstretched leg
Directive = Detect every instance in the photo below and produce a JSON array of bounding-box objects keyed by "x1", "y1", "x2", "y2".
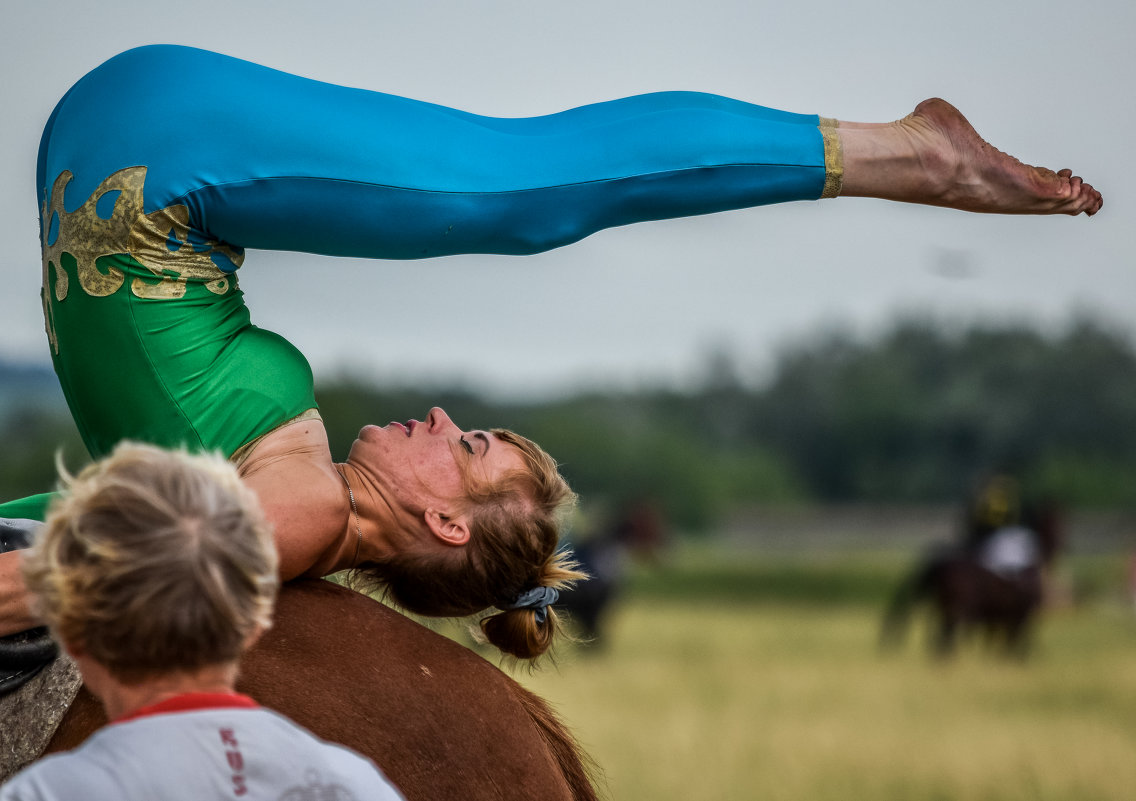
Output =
[
  {"x1": 40, "y1": 48, "x2": 1100, "y2": 286},
  {"x1": 39, "y1": 45, "x2": 834, "y2": 264},
  {"x1": 838, "y1": 98, "x2": 1101, "y2": 215}
]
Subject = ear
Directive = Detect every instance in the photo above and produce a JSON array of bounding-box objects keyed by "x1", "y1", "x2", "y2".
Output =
[{"x1": 424, "y1": 509, "x2": 471, "y2": 546}]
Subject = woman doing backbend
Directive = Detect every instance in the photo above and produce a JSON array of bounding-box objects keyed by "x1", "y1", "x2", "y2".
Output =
[{"x1": 0, "y1": 45, "x2": 1101, "y2": 659}]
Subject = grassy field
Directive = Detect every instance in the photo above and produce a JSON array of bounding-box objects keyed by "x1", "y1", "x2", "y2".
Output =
[{"x1": 507, "y1": 549, "x2": 1136, "y2": 801}]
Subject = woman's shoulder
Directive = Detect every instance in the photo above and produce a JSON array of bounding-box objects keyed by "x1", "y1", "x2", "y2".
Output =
[
  {"x1": 232, "y1": 409, "x2": 326, "y2": 474},
  {"x1": 234, "y1": 415, "x2": 352, "y2": 579}
]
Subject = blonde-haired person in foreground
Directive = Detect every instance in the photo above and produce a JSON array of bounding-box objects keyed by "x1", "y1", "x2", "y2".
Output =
[{"x1": 0, "y1": 443, "x2": 404, "y2": 801}]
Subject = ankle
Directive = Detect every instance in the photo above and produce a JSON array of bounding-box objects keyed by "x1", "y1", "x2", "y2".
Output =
[{"x1": 838, "y1": 122, "x2": 934, "y2": 200}]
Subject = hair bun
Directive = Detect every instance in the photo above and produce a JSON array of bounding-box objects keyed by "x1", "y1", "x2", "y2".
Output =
[{"x1": 480, "y1": 605, "x2": 559, "y2": 660}]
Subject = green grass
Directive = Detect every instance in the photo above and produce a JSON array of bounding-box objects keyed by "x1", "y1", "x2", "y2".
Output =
[
  {"x1": 626, "y1": 545, "x2": 1129, "y2": 607},
  {"x1": 508, "y1": 551, "x2": 1136, "y2": 801},
  {"x1": 625, "y1": 546, "x2": 908, "y2": 605}
]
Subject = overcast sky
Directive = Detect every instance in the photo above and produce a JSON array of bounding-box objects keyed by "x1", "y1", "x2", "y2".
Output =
[{"x1": 1, "y1": 0, "x2": 1131, "y2": 399}]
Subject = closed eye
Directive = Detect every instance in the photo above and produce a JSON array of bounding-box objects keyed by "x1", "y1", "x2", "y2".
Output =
[{"x1": 459, "y1": 436, "x2": 475, "y2": 455}]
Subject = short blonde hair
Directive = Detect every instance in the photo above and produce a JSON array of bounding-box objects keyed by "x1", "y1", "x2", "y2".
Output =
[{"x1": 23, "y1": 442, "x2": 278, "y2": 683}]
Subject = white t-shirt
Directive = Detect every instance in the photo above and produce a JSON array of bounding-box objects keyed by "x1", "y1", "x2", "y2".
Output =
[
  {"x1": 978, "y1": 525, "x2": 1041, "y2": 577},
  {"x1": 0, "y1": 693, "x2": 404, "y2": 801}
]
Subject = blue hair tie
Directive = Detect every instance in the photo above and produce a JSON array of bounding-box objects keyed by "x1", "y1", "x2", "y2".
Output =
[{"x1": 504, "y1": 586, "x2": 559, "y2": 625}]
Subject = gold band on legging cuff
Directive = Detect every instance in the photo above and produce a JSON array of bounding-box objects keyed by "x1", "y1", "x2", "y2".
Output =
[{"x1": 818, "y1": 117, "x2": 843, "y2": 199}]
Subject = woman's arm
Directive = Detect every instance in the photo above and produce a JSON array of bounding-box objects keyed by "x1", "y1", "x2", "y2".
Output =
[{"x1": 0, "y1": 550, "x2": 40, "y2": 637}]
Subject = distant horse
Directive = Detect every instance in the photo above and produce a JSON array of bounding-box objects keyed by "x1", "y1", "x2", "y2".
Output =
[
  {"x1": 879, "y1": 504, "x2": 1062, "y2": 659},
  {"x1": 558, "y1": 500, "x2": 665, "y2": 645},
  {"x1": 42, "y1": 580, "x2": 597, "y2": 801},
  {"x1": 556, "y1": 537, "x2": 624, "y2": 644}
]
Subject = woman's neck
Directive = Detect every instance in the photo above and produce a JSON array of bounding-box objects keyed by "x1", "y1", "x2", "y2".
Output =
[
  {"x1": 77, "y1": 655, "x2": 241, "y2": 721},
  {"x1": 336, "y1": 461, "x2": 417, "y2": 569}
]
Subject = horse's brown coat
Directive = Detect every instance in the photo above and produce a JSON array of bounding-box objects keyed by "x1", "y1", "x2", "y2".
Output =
[{"x1": 45, "y1": 580, "x2": 596, "y2": 801}]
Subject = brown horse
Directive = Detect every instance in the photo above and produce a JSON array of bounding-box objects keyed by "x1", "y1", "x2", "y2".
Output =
[
  {"x1": 879, "y1": 553, "x2": 1044, "y2": 658},
  {"x1": 43, "y1": 579, "x2": 598, "y2": 801},
  {"x1": 879, "y1": 504, "x2": 1061, "y2": 659}
]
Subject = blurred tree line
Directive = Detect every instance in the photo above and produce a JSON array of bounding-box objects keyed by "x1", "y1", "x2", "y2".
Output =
[{"x1": 4, "y1": 317, "x2": 1136, "y2": 530}]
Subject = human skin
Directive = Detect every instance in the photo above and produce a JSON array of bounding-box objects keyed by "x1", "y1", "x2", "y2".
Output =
[
  {"x1": 839, "y1": 98, "x2": 1101, "y2": 215},
  {"x1": 236, "y1": 407, "x2": 522, "y2": 583},
  {"x1": 71, "y1": 649, "x2": 243, "y2": 722}
]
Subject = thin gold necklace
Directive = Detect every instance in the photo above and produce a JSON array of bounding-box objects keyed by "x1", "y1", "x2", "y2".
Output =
[{"x1": 337, "y1": 466, "x2": 363, "y2": 568}]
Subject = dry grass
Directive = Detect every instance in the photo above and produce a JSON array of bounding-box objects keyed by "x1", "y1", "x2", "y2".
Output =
[{"x1": 517, "y1": 599, "x2": 1136, "y2": 801}]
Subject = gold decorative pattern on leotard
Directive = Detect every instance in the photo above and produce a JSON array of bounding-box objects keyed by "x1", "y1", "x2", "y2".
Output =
[
  {"x1": 40, "y1": 167, "x2": 244, "y2": 351},
  {"x1": 818, "y1": 117, "x2": 844, "y2": 199},
  {"x1": 41, "y1": 169, "x2": 129, "y2": 303}
]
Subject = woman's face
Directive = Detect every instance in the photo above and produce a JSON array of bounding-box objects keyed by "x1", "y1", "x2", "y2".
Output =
[{"x1": 347, "y1": 407, "x2": 524, "y2": 517}]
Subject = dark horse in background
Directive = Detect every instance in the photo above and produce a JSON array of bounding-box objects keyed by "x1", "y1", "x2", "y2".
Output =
[
  {"x1": 4, "y1": 579, "x2": 598, "y2": 801},
  {"x1": 879, "y1": 488, "x2": 1063, "y2": 659},
  {"x1": 557, "y1": 499, "x2": 667, "y2": 646}
]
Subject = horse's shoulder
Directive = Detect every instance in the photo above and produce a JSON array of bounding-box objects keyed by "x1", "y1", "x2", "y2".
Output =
[
  {"x1": 242, "y1": 579, "x2": 579, "y2": 800},
  {"x1": 264, "y1": 578, "x2": 506, "y2": 681}
]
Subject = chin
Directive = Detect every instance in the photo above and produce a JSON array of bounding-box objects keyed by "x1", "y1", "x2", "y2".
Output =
[
  {"x1": 356, "y1": 424, "x2": 383, "y2": 442},
  {"x1": 345, "y1": 437, "x2": 372, "y2": 464}
]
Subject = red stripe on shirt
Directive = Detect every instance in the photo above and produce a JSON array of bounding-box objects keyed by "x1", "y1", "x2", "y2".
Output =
[{"x1": 115, "y1": 692, "x2": 260, "y2": 723}]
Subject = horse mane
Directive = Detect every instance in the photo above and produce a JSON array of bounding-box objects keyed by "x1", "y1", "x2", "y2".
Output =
[{"x1": 512, "y1": 679, "x2": 602, "y2": 801}]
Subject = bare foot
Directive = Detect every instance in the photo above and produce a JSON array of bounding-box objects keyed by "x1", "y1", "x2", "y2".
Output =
[{"x1": 839, "y1": 98, "x2": 1102, "y2": 216}]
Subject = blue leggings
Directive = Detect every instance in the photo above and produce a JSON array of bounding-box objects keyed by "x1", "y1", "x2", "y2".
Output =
[
  {"x1": 39, "y1": 45, "x2": 838, "y2": 263},
  {"x1": 25, "y1": 45, "x2": 840, "y2": 498}
]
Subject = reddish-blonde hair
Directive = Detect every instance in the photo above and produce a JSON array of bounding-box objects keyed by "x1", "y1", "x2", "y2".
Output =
[{"x1": 357, "y1": 428, "x2": 583, "y2": 659}]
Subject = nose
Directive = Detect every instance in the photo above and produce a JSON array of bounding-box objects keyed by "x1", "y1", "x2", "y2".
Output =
[{"x1": 427, "y1": 407, "x2": 459, "y2": 434}]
